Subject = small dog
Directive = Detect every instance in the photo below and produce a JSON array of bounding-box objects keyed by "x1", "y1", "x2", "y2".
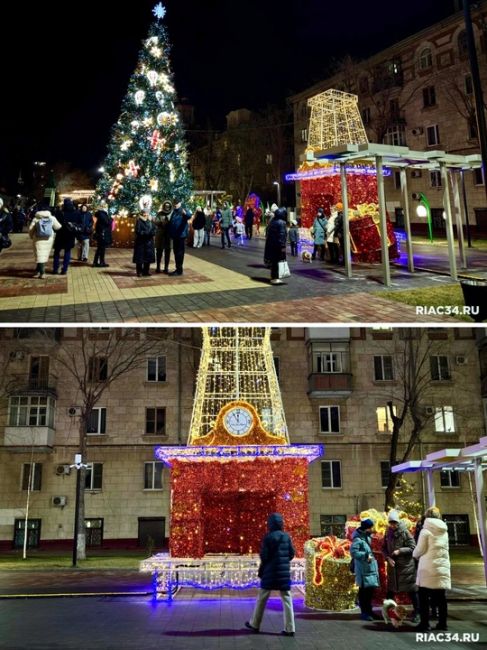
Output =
[
  {"x1": 382, "y1": 599, "x2": 408, "y2": 628},
  {"x1": 301, "y1": 250, "x2": 312, "y2": 263}
]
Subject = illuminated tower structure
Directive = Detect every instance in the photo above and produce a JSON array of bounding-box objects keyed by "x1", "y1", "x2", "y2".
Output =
[
  {"x1": 155, "y1": 327, "x2": 323, "y2": 558},
  {"x1": 307, "y1": 89, "x2": 368, "y2": 152}
]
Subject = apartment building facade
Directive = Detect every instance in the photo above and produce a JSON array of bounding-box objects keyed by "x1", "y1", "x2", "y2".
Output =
[
  {"x1": 289, "y1": 2, "x2": 487, "y2": 236},
  {"x1": 0, "y1": 327, "x2": 484, "y2": 551}
]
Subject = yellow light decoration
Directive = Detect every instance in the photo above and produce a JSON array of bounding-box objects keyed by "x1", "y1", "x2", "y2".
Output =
[
  {"x1": 150, "y1": 179, "x2": 159, "y2": 191},
  {"x1": 158, "y1": 72, "x2": 174, "y2": 93},
  {"x1": 143, "y1": 117, "x2": 153, "y2": 127},
  {"x1": 150, "y1": 46, "x2": 162, "y2": 58},
  {"x1": 120, "y1": 140, "x2": 132, "y2": 152},
  {"x1": 307, "y1": 88, "x2": 368, "y2": 152}
]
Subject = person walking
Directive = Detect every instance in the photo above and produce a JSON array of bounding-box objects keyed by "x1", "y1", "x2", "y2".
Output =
[
  {"x1": 288, "y1": 221, "x2": 299, "y2": 257},
  {"x1": 77, "y1": 204, "x2": 93, "y2": 262},
  {"x1": 311, "y1": 208, "x2": 328, "y2": 261},
  {"x1": 168, "y1": 199, "x2": 191, "y2": 276},
  {"x1": 264, "y1": 207, "x2": 288, "y2": 285},
  {"x1": 351, "y1": 517, "x2": 380, "y2": 621},
  {"x1": 12, "y1": 205, "x2": 26, "y2": 233},
  {"x1": 203, "y1": 206, "x2": 213, "y2": 245},
  {"x1": 154, "y1": 203, "x2": 172, "y2": 274},
  {"x1": 220, "y1": 201, "x2": 233, "y2": 249},
  {"x1": 413, "y1": 507, "x2": 451, "y2": 632},
  {"x1": 192, "y1": 206, "x2": 206, "y2": 248},
  {"x1": 93, "y1": 203, "x2": 113, "y2": 268},
  {"x1": 28, "y1": 201, "x2": 62, "y2": 278},
  {"x1": 133, "y1": 213, "x2": 156, "y2": 277},
  {"x1": 244, "y1": 206, "x2": 254, "y2": 239},
  {"x1": 382, "y1": 510, "x2": 419, "y2": 623},
  {"x1": 245, "y1": 513, "x2": 296, "y2": 637},
  {"x1": 52, "y1": 198, "x2": 82, "y2": 274}
]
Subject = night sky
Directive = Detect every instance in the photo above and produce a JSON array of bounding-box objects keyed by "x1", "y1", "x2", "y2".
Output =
[{"x1": 0, "y1": 0, "x2": 456, "y2": 190}]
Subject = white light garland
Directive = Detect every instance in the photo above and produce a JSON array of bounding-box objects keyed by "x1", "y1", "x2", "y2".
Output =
[
  {"x1": 134, "y1": 90, "x2": 146, "y2": 106},
  {"x1": 146, "y1": 70, "x2": 159, "y2": 87}
]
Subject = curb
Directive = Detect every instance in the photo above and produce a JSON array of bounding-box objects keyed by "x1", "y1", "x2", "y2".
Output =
[{"x1": 0, "y1": 591, "x2": 152, "y2": 599}]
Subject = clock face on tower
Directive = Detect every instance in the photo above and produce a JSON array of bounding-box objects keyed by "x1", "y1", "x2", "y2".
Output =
[{"x1": 223, "y1": 406, "x2": 254, "y2": 436}]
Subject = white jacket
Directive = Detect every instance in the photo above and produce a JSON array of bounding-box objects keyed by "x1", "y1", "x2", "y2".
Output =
[
  {"x1": 413, "y1": 517, "x2": 451, "y2": 590},
  {"x1": 29, "y1": 211, "x2": 62, "y2": 263}
]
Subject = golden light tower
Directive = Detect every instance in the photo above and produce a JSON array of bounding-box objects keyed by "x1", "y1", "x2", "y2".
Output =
[{"x1": 307, "y1": 89, "x2": 369, "y2": 151}]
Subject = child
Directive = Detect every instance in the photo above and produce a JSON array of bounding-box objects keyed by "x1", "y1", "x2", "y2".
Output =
[
  {"x1": 234, "y1": 218, "x2": 245, "y2": 245},
  {"x1": 288, "y1": 221, "x2": 299, "y2": 257}
]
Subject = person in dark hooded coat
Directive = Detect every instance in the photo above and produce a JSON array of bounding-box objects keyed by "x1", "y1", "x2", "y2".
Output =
[
  {"x1": 53, "y1": 198, "x2": 83, "y2": 274},
  {"x1": 133, "y1": 214, "x2": 156, "y2": 276},
  {"x1": 245, "y1": 513, "x2": 296, "y2": 636},
  {"x1": 264, "y1": 207, "x2": 288, "y2": 285}
]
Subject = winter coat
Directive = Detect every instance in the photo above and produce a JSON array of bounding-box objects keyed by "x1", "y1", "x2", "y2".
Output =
[
  {"x1": 351, "y1": 529, "x2": 380, "y2": 589},
  {"x1": 192, "y1": 209, "x2": 206, "y2": 230},
  {"x1": 245, "y1": 208, "x2": 254, "y2": 226},
  {"x1": 77, "y1": 211, "x2": 93, "y2": 241},
  {"x1": 311, "y1": 216, "x2": 328, "y2": 245},
  {"x1": 259, "y1": 513, "x2": 295, "y2": 591},
  {"x1": 264, "y1": 215, "x2": 287, "y2": 264},
  {"x1": 0, "y1": 210, "x2": 13, "y2": 237},
  {"x1": 154, "y1": 213, "x2": 171, "y2": 249},
  {"x1": 29, "y1": 210, "x2": 62, "y2": 263},
  {"x1": 413, "y1": 517, "x2": 451, "y2": 590},
  {"x1": 220, "y1": 207, "x2": 233, "y2": 228},
  {"x1": 382, "y1": 522, "x2": 417, "y2": 593},
  {"x1": 94, "y1": 210, "x2": 113, "y2": 247},
  {"x1": 204, "y1": 213, "x2": 213, "y2": 232},
  {"x1": 168, "y1": 207, "x2": 191, "y2": 239},
  {"x1": 326, "y1": 214, "x2": 338, "y2": 243},
  {"x1": 334, "y1": 213, "x2": 344, "y2": 240},
  {"x1": 288, "y1": 225, "x2": 299, "y2": 243},
  {"x1": 54, "y1": 201, "x2": 83, "y2": 250},
  {"x1": 132, "y1": 217, "x2": 156, "y2": 264}
]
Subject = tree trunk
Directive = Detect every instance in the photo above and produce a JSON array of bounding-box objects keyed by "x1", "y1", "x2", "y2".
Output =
[
  {"x1": 76, "y1": 418, "x2": 88, "y2": 561},
  {"x1": 384, "y1": 472, "x2": 401, "y2": 510}
]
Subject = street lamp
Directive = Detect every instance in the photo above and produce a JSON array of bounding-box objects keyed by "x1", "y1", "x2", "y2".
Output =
[
  {"x1": 273, "y1": 181, "x2": 281, "y2": 207},
  {"x1": 70, "y1": 453, "x2": 88, "y2": 567},
  {"x1": 414, "y1": 192, "x2": 433, "y2": 243}
]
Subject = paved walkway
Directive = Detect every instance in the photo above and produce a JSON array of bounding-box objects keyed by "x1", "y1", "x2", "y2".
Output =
[{"x1": 0, "y1": 233, "x2": 475, "y2": 323}]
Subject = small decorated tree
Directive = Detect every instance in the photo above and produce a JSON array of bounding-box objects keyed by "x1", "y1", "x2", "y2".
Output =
[{"x1": 95, "y1": 3, "x2": 192, "y2": 244}]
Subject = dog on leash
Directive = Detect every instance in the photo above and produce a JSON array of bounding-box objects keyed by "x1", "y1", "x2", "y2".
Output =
[
  {"x1": 301, "y1": 250, "x2": 312, "y2": 263},
  {"x1": 382, "y1": 599, "x2": 408, "y2": 628}
]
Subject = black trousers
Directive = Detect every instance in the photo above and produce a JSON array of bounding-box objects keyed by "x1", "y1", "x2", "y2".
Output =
[
  {"x1": 136, "y1": 262, "x2": 151, "y2": 276},
  {"x1": 312, "y1": 244, "x2": 325, "y2": 260},
  {"x1": 94, "y1": 244, "x2": 106, "y2": 265},
  {"x1": 290, "y1": 242, "x2": 297, "y2": 256},
  {"x1": 172, "y1": 238, "x2": 185, "y2": 273},
  {"x1": 156, "y1": 246, "x2": 171, "y2": 271},
  {"x1": 221, "y1": 227, "x2": 231, "y2": 248},
  {"x1": 358, "y1": 587, "x2": 375, "y2": 615},
  {"x1": 245, "y1": 223, "x2": 253, "y2": 239},
  {"x1": 419, "y1": 587, "x2": 447, "y2": 629},
  {"x1": 328, "y1": 242, "x2": 340, "y2": 264}
]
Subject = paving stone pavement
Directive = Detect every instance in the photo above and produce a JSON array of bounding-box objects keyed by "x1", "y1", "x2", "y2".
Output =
[{"x1": 0, "y1": 233, "x2": 474, "y2": 323}]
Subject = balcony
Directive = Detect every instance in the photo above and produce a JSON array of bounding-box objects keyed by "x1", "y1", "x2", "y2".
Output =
[
  {"x1": 4, "y1": 426, "x2": 55, "y2": 450},
  {"x1": 7, "y1": 374, "x2": 58, "y2": 398},
  {"x1": 308, "y1": 373, "x2": 352, "y2": 397}
]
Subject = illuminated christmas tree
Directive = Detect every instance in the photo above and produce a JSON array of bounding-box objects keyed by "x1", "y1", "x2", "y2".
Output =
[{"x1": 95, "y1": 3, "x2": 192, "y2": 220}]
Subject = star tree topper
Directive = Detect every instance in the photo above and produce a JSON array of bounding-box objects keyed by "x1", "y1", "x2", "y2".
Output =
[{"x1": 153, "y1": 2, "x2": 166, "y2": 20}]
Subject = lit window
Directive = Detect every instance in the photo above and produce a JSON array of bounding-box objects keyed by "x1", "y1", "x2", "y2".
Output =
[
  {"x1": 435, "y1": 406, "x2": 455, "y2": 433},
  {"x1": 376, "y1": 405, "x2": 396, "y2": 433}
]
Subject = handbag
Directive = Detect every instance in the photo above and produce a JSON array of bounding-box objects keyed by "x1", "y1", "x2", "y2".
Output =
[{"x1": 278, "y1": 260, "x2": 291, "y2": 279}]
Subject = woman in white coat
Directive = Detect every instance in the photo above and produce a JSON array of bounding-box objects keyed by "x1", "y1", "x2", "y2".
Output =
[
  {"x1": 413, "y1": 506, "x2": 451, "y2": 632},
  {"x1": 29, "y1": 204, "x2": 62, "y2": 278}
]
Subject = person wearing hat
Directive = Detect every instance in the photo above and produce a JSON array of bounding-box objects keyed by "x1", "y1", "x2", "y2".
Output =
[
  {"x1": 382, "y1": 510, "x2": 419, "y2": 623},
  {"x1": 351, "y1": 518, "x2": 379, "y2": 621}
]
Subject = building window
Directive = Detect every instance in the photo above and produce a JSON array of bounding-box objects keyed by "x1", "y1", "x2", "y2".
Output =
[
  {"x1": 435, "y1": 406, "x2": 455, "y2": 433},
  {"x1": 321, "y1": 461, "x2": 342, "y2": 489},
  {"x1": 430, "y1": 355, "x2": 451, "y2": 381},
  {"x1": 468, "y1": 113, "x2": 478, "y2": 140},
  {"x1": 301, "y1": 128, "x2": 308, "y2": 142},
  {"x1": 147, "y1": 356, "x2": 166, "y2": 382},
  {"x1": 22, "y1": 463, "x2": 42, "y2": 491},
  {"x1": 474, "y1": 167, "x2": 484, "y2": 185},
  {"x1": 383, "y1": 125, "x2": 406, "y2": 146},
  {"x1": 426, "y1": 124, "x2": 440, "y2": 146},
  {"x1": 88, "y1": 356, "x2": 108, "y2": 382},
  {"x1": 362, "y1": 107, "x2": 371, "y2": 125},
  {"x1": 312, "y1": 343, "x2": 350, "y2": 373},
  {"x1": 374, "y1": 355, "x2": 394, "y2": 381},
  {"x1": 394, "y1": 171, "x2": 401, "y2": 190},
  {"x1": 8, "y1": 395, "x2": 55, "y2": 428},
  {"x1": 87, "y1": 407, "x2": 107, "y2": 435},
  {"x1": 266, "y1": 154, "x2": 273, "y2": 165},
  {"x1": 376, "y1": 405, "x2": 396, "y2": 433},
  {"x1": 422, "y1": 86, "x2": 436, "y2": 108},
  {"x1": 29, "y1": 356, "x2": 49, "y2": 389},
  {"x1": 145, "y1": 407, "x2": 166, "y2": 435},
  {"x1": 465, "y1": 74, "x2": 473, "y2": 95},
  {"x1": 380, "y1": 461, "x2": 391, "y2": 488},
  {"x1": 320, "y1": 514, "x2": 346, "y2": 537},
  {"x1": 430, "y1": 170, "x2": 442, "y2": 187},
  {"x1": 319, "y1": 406, "x2": 340, "y2": 433},
  {"x1": 144, "y1": 461, "x2": 164, "y2": 490},
  {"x1": 440, "y1": 469, "x2": 460, "y2": 488},
  {"x1": 458, "y1": 30, "x2": 468, "y2": 58},
  {"x1": 419, "y1": 47, "x2": 433, "y2": 70},
  {"x1": 85, "y1": 463, "x2": 103, "y2": 490}
]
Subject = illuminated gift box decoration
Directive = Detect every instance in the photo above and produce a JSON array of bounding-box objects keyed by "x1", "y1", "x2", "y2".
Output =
[{"x1": 304, "y1": 536, "x2": 357, "y2": 611}]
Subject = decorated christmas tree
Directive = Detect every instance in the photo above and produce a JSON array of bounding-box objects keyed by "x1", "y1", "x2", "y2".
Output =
[{"x1": 95, "y1": 3, "x2": 192, "y2": 241}]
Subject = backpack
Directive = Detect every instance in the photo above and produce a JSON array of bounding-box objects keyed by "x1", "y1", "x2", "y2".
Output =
[{"x1": 36, "y1": 217, "x2": 53, "y2": 238}]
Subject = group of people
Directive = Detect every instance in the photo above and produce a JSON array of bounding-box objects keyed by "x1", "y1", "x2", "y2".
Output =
[
  {"x1": 351, "y1": 507, "x2": 451, "y2": 631},
  {"x1": 244, "y1": 507, "x2": 451, "y2": 638}
]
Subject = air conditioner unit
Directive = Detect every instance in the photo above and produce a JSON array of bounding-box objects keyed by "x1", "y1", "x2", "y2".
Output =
[
  {"x1": 455, "y1": 355, "x2": 467, "y2": 365},
  {"x1": 55, "y1": 464, "x2": 71, "y2": 476},
  {"x1": 9, "y1": 351, "x2": 25, "y2": 361},
  {"x1": 68, "y1": 406, "x2": 82, "y2": 417},
  {"x1": 411, "y1": 127, "x2": 424, "y2": 136},
  {"x1": 425, "y1": 406, "x2": 435, "y2": 415},
  {"x1": 52, "y1": 496, "x2": 67, "y2": 507},
  {"x1": 411, "y1": 170, "x2": 422, "y2": 178}
]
